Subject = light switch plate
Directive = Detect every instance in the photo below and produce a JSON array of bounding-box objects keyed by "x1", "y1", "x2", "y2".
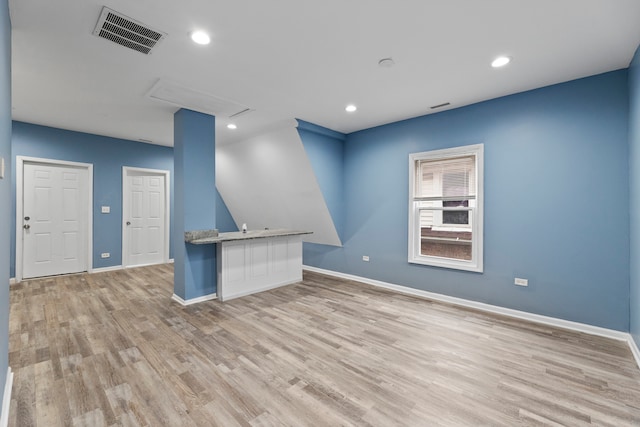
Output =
[{"x1": 0, "y1": 156, "x2": 4, "y2": 179}]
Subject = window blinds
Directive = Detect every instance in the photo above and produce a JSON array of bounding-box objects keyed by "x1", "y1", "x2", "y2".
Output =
[{"x1": 416, "y1": 155, "x2": 476, "y2": 200}]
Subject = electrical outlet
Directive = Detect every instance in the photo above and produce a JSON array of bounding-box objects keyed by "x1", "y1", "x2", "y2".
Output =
[
  {"x1": 101, "y1": 206, "x2": 110, "y2": 213},
  {"x1": 101, "y1": 252, "x2": 110, "y2": 259},
  {"x1": 362, "y1": 255, "x2": 370, "y2": 262},
  {"x1": 514, "y1": 277, "x2": 528, "y2": 287}
]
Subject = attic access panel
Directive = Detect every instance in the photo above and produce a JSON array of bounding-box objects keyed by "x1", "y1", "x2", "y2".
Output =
[{"x1": 146, "y1": 79, "x2": 254, "y2": 118}]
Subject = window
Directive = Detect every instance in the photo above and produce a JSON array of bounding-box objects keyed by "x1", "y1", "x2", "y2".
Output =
[{"x1": 408, "y1": 144, "x2": 483, "y2": 272}]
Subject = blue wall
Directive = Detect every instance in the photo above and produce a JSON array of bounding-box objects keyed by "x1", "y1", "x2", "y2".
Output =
[
  {"x1": 11, "y1": 122, "x2": 174, "y2": 276},
  {"x1": 304, "y1": 70, "x2": 630, "y2": 331},
  {"x1": 298, "y1": 120, "x2": 349, "y2": 268},
  {"x1": 0, "y1": 0, "x2": 10, "y2": 410},
  {"x1": 630, "y1": 46, "x2": 640, "y2": 347},
  {"x1": 297, "y1": 120, "x2": 346, "y2": 241},
  {"x1": 216, "y1": 189, "x2": 238, "y2": 232},
  {"x1": 173, "y1": 109, "x2": 217, "y2": 300}
]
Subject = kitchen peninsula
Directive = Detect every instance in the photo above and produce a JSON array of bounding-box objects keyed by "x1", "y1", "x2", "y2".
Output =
[{"x1": 185, "y1": 229, "x2": 312, "y2": 301}]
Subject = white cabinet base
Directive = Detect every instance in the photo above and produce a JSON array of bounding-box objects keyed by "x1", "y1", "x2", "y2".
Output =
[{"x1": 216, "y1": 235, "x2": 303, "y2": 301}]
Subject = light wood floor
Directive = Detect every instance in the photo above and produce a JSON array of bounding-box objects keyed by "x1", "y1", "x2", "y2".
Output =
[{"x1": 7, "y1": 265, "x2": 640, "y2": 426}]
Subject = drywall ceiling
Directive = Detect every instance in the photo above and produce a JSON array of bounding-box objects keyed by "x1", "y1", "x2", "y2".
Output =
[{"x1": 10, "y1": 0, "x2": 640, "y2": 147}]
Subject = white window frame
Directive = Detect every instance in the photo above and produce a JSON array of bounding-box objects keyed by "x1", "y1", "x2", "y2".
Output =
[{"x1": 408, "y1": 144, "x2": 484, "y2": 272}]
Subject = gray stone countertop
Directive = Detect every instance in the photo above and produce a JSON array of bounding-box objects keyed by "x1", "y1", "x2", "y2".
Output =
[{"x1": 185, "y1": 228, "x2": 312, "y2": 244}]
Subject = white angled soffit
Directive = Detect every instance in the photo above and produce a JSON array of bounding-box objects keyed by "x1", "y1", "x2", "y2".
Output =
[
  {"x1": 93, "y1": 7, "x2": 166, "y2": 55},
  {"x1": 216, "y1": 122, "x2": 342, "y2": 247},
  {"x1": 146, "y1": 79, "x2": 254, "y2": 118}
]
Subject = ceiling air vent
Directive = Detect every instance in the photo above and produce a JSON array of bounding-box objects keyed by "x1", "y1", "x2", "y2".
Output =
[
  {"x1": 430, "y1": 102, "x2": 451, "y2": 110},
  {"x1": 93, "y1": 7, "x2": 166, "y2": 55}
]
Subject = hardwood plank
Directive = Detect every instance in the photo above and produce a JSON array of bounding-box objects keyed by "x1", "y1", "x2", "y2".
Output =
[{"x1": 8, "y1": 265, "x2": 640, "y2": 426}]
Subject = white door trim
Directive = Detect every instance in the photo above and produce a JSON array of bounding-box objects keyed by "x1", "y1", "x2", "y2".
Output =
[
  {"x1": 122, "y1": 166, "x2": 171, "y2": 267},
  {"x1": 16, "y1": 156, "x2": 93, "y2": 283}
]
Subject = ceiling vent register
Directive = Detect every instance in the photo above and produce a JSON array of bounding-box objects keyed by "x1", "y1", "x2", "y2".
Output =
[{"x1": 93, "y1": 6, "x2": 166, "y2": 55}]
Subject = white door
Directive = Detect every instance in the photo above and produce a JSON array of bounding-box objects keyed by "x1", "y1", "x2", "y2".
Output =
[
  {"x1": 124, "y1": 170, "x2": 167, "y2": 267},
  {"x1": 23, "y1": 163, "x2": 89, "y2": 279}
]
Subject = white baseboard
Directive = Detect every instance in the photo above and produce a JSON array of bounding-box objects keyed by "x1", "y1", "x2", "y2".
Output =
[
  {"x1": 168, "y1": 258, "x2": 174, "y2": 264},
  {"x1": 1, "y1": 367, "x2": 13, "y2": 427},
  {"x1": 629, "y1": 335, "x2": 640, "y2": 369},
  {"x1": 303, "y1": 265, "x2": 636, "y2": 359},
  {"x1": 14, "y1": 262, "x2": 173, "y2": 281},
  {"x1": 91, "y1": 265, "x2": 124, "y2": 274},
  {"x1": 172, "y1": 293, "x2": 217, "y2": 306},
  {"x1": 92, "y1": 260, "x2": 175, "y2": 274}
]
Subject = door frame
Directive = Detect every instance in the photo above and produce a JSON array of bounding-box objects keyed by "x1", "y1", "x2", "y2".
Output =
[
  {"x1": 16, "y1": 156, "x2": 94, "y2": 283},
  {"x1": 122, "y1": 166, "x2": 171, "y2": 268}
]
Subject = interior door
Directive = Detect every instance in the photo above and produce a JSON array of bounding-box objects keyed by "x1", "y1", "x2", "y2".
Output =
[
  {"x1": 124, "y1": 171, "x2": 166, "y2": 267},
  {"x1": 23, "y1": 162, "x2": 88, "y2": 279}
]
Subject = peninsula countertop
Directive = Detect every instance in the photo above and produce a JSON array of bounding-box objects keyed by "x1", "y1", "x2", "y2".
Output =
[{"x1": 185, "y1": 228, "x2": 313, "y2": 244}]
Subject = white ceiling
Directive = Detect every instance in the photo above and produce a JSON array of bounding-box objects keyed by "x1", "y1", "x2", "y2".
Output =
[{"x1": 9, "y1": 0, "x2": 640, "y2": 147}]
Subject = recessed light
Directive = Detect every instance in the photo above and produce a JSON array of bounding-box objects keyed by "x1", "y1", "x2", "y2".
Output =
[
  {"x1": 227, "y1": 123, "x2": 237, "y2": 130},
  {"x1": 345, "y1": 104, "x2": 357, "y2": 113},
  {"x1": 491, "y1": 56, "x2": 511, "y2": 68},
  {"x1": 191, "y1": 31, "x2": 210, "y2": 45}
]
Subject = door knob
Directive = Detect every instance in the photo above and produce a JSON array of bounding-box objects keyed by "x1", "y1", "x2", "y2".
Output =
[
  {"x1": 126, "y1": 221, "x2": 131, "y2": 226},
  {"x1": 23, "y1": 224, "x2": 30, "y2": 230}
]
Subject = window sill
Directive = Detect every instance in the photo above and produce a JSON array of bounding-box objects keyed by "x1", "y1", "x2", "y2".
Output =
[{"x1": 409, "y1": 256, "x2": 483, "y2": 273}]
